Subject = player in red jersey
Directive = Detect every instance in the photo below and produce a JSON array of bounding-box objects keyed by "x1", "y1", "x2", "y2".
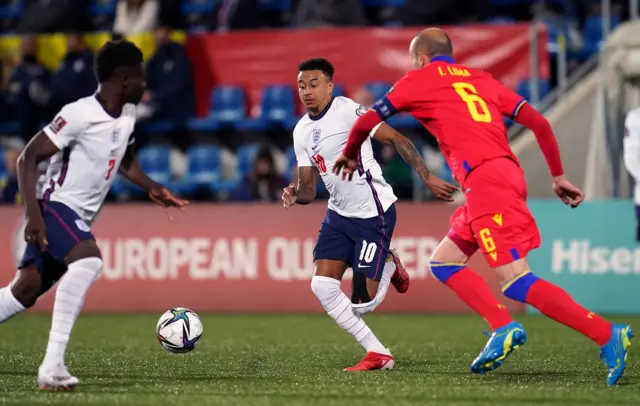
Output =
[{"x1": 333, "y1": 28, "x2": 633, "y2": 385}]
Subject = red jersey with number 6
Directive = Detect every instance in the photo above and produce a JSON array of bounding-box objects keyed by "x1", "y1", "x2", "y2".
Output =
[{"x1": 374, "y1": 56, "x2": 526, "y2": 186}]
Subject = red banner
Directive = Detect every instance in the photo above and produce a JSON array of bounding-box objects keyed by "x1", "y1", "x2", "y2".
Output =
[
  {"x1": 186, "y1": 24, "x2": 549, "y2": 116},
  {"x1": 0, "y1": 203, "x2": 524, "y2": 314}
]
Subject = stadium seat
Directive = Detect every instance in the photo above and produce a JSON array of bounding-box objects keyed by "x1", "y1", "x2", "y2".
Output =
[
  {"x1": 182, "y1": 145, "x2": 226, "y2": 194},
  {"x1": 89, "y1": 0, "x2": 117, "y2": 16},
  {"x1": 332, "y1": 84, "x2": 346, "y2": 97},
  {"x1": 182, "y1": 0, "x2": 218, "y2": 14},
  {"x1": 584, "y1": 15, "x2": 621, "y2": 45},
  {"x1": 0, "y1": 121, "x2": 20, "y2": 135},
  {"x1": 138, "y1": 146, "x2": 172, "y2": 185},
  {"x1": 144, "y1": 120, "x2": 176, "y2": 134},
  {"x1": 188, "y1": 86, "x2": 247, "y2": 132},
  {"x1": 365, "y1": 81, "x2": 392, "y2": 101},
  {"x1": 236, "y1": 144, "x2": 261, "y2": 178},
  {"x1": 259, "y1": 0, "x2": 292, "y2": 11},
  {"x1": 235, "y1": 85, "x2": 296, "y2": 131},
  {"x1": 285, "y1": 145, "x2": 296, "y2": 180},
  {"x1": 515, "y1": 79, "x2": 552, "y2": 103}
]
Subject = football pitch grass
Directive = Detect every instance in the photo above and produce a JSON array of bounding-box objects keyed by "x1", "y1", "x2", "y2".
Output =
[{"x1": 0, "y1": 314, "x2": 639, "y2": 406}]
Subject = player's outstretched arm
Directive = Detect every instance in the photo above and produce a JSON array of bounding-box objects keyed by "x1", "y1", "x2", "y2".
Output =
[
  {"x1": 515, "y1": 103, "x2": 584, "y2": 207},
  {"x1": 119, "y1": 147, "x2": 189, "y2": 210},
  {"x1": 17, "y1": 131, "x2": 61, "y2": 249},
  {"x1": 372, "y1": 123, "x2": 458, "y2": 202}
]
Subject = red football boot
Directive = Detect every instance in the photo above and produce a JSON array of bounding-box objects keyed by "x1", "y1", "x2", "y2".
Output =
[
  {"x1": 344, "y1": 350, "x2": 395, "y2": 371},
  {"x1": 388, "y1": 249, "x2": 409, "y2": 293}
]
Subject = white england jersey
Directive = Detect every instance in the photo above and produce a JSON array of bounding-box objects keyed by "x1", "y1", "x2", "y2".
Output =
[
  {"x1": 38, "y1": 95, "x2": 136, "y2": 224},
  {"x1": 625, "y1": 107, "x2": 640, "y2": 204},
  {"x1": 293, "y1": 96, "x2": 397, "y2": 219}
]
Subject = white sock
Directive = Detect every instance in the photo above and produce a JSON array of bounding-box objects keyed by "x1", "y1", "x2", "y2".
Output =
[
  {"x1": 0, "y1": 286, "x2": 26, "y2": 323},
  {"x1": 352, "y1": 260, "x2": 396, "y2": 315},
  {"x1": 311, "y1": 275, "x2": 387, "y2": 354},
  {"x1": 42, "y1": 257, "x2": 102, "y2": 369}
]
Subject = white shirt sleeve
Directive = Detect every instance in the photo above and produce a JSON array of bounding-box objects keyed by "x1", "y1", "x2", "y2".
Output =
[
  {"x1": 293, "y1": 127, "x2": 313, "y2": 167},
  {"x1": 339, "y1": 97, "x2": 381, "y2": 138},
  {"x1": 624, "y1": 110, "x2": 640, "y2": 181},
  {"x1": 42, "y1": 104, "x2": 89, "y2": 150}
]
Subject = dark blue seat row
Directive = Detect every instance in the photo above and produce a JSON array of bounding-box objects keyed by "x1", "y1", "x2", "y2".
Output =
[{"x1": 110, "y1": 143, "x2": 328, "y2": 196}]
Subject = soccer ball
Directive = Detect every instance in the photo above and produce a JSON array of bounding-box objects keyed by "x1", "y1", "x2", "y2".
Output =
[{"x1": 156, "y1": 307, "x2": 203, "y2": 353}]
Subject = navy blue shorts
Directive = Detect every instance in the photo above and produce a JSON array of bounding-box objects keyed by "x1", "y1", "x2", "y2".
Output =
[
  {"x1": 313, "y1": 204, "x2": 396, "y2": 281},
  {"x1": 19, "y1": 201, "x2": 95, "y2": 282}
]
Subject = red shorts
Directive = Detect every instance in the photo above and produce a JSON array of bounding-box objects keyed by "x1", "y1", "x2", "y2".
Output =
[{"x1": 448, "y1": 158, "x2": 541, "y2": 268}]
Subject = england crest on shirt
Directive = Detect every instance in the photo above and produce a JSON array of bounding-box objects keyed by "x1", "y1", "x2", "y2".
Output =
[{"x1": 311, "y1": 128, "x2": 321, "y2": 150}]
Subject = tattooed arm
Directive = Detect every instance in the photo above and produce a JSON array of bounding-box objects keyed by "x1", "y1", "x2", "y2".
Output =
[
  {"x1": 372, "y1": 123, "x2": 458, "y2": 201},
  {"x1": 295, "y1": 166, "x2": 317, "y2": 205},
  {"x1": 372, "y1": 123, "x2": 431, "y2": 184}
]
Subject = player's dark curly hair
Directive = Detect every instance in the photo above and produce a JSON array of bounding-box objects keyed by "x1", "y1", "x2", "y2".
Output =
[
  {"x1": 94, "y1": 40, "x2": 143, "y2": 83},
  {"x1": 298, "y1": 58, "x2": 334, "y2": 80}
]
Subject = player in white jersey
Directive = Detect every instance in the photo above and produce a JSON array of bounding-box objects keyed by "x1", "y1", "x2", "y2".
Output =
[
  {"x1": 0, "y1": 40, "x2": 187, "y2": 390},
  {"x1": 282, "y1": 58, "x2": 456, "y2": 371}
]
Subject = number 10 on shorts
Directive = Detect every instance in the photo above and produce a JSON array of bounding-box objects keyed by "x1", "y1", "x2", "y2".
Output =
[{"x1": 359, "y1": 240, "x2": 377, "y2": 264}]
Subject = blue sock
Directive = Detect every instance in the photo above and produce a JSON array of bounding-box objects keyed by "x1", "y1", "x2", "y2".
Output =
[
  {"x1": 502, "y1": 271, "x2": 539, "y2": 302},
  {"x1": 430, "y1": 262, "x2": 466, "y2": 284}
]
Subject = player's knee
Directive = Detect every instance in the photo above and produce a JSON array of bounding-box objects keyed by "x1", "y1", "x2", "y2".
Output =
[
  {"x1": 502, "y1": 270, "x2": 540, "y2": 302},
  {"x1": 429, "y1": 261, "x2": 466, "y2": 284},
  {"x1": 311, "y1": 275, "x2": 339, "y2": 300},
  {"x1": 11, "y1": 273, "x2": 42, "y2": 308},
  {"x1": 68, "y1": 257, "x2": 103, "y2": 281}
]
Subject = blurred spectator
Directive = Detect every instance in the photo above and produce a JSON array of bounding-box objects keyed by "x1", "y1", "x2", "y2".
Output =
[
  {"x1": 6, "y1": 36, "x2": 51, "y2": 144},
  {"x1": 113, "y1": 0, "x2": 159, "y2": 35},
  {"x1": 232, "y1": 147, "x2": 287, "y2": 202},
  {"x1": 18, "y1": 0, "x2": 85, "y2": 34},
  {"x1": 0, "y1": 148, "x2": 20, "y2": 204},
  {"x1": 380, "y1": 143, "x2": 412, "y2": 199},
  {"x1": 51, "y1": 33, "x2": 97, "y2": 111},
  {"x1": 158, "y1": 0, "x2": 185, "y2": 30},
  {"x1": 141, "y1": 26, "x2": 195, "y2": 124},
  {"x1": 352, "y1": 86, "x2": 374, "y2": 108},
  {"x1": 294, "y1": 0, "x2": 366, "y2": 28},
  {"x1": 217, "y1": 0, "x2": 264, "y2": 32}
]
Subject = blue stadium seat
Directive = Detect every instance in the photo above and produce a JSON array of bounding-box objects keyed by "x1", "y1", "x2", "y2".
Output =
[
  {"x1": 332, "y1": 84, "x2": 346, "y2": 97},
  {"x1": 188, "y1": 86, "x2": 247, "y2": 132},
  {"x1": 236, "y1": 85, "x2": 296, "y2": 131},
  {"x1": 365, "y1": 81, "x2": 392, "y2": 101},
  {"x1": 0, "y1": 121, "x2": 20, "y2": 135},
  {"x1": 236, "y1": 144, "x2": 260, "y2": 178},
  {"x1": 0, "y1": 2, "x2": 23, "y2": 18},
  {"x1": 285, "y1": 145, "x2": 297, "y2": 180},
  {"x1": 259, "y1": 0, "x2": 292, "y2": 11},
  {"x1": 145, "y1": 120, "x2": 175, "y2": 134},
  {"x1": 584, "y1": 15, "x2": 621, "y2": 46},
  {"x1": 515, "y1": 79, "x2": 552, "y2": 103},
  {"x1": 182, "y1": 145, "x2": 224, "y2": 194},
  {"x1": 182, "y1": 0, "x2": 218, "y2": 14},
  {"x1": 138, "y1": 146, "x2": 172, "y2": 185},
  {"x1": 89, "y1": 0, "x2": 117, "y2": 16}
]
